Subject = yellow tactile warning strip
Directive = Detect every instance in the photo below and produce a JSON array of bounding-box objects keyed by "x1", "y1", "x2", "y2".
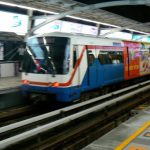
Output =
[{"x1": 115, "y1": 121, "x2": 150, "y2": 150}]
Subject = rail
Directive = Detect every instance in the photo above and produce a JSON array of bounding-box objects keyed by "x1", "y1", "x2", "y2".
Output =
[
  {"x1": 1, "y1": 80, "x2": 150, "y2": 133},
  {"x1": 0, "y1": 80, "x2": 150, "y2": 149}
]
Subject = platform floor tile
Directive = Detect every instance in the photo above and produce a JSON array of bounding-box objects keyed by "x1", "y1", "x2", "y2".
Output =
[
  {"x1": 83, "y1": 107, "x2": 150, "y2": 150},
  {"x1": 0, "y1": 76, "x2": 21, "y2": 90}
]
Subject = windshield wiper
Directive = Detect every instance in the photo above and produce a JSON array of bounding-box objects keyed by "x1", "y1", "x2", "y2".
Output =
[
  {"x1": 47, "y1": 56, "x2": 56, "y2": 77},
  {"x1": 26, "y1": 47, "x2": 48, "y2": 73},
  {"x1": 43, "y1": 37, "x2": 56, "y2": 77}
]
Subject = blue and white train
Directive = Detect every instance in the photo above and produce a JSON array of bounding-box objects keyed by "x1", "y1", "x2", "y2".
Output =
[{"x1": 22, "y1": 32, "x2": 150, "y2": 102}]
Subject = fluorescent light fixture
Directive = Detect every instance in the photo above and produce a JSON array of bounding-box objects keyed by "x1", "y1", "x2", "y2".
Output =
[
  {"x1": 0, "y1": 1, "x2": 123, "y2": 29},
  {"x1": 67, "y1": 15, "x2": 120, "y2": 28},
  {"x1": 0, "y1": 1, "x2": 57, "y2": 14}
]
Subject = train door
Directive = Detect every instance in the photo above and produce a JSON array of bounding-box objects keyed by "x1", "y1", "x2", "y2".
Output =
[
  {"x1": 96, "y1": 50, "x2": 105, "y2": 86},
  {"x1": 124, "y1": 47, "x2": 140, "y2": 80},
  {"x1": 72, "y1": 45, "x2": 80, "y2": 86},
  {"x1": 86, "y1": 46, "x2": 97, "y2": 88},
  {"x1": 96, "y1": 47, "x2": 124, "y2": 85},
  {"x1": 123, "y1": 41, "x2": 140, "y2": 80}
]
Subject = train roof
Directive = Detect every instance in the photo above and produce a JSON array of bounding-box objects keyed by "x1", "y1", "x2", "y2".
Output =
[
  {"x1": 27, "y1": 32, "x2": 150, "y2": 46},
  {"x1": 28, "y1": 32, "x2": 121, "y2": 41}
]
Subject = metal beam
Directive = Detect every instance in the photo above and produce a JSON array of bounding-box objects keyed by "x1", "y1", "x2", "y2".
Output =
[
  {"x1": 27, "y1": 10, "x2": 33, "y2": 32},
  {"x1": 97, "y1": 24, "x2": 101, "y2": 37},
  {"x1": 32, "y1": 15, "x2": 55, "y2": 20},
  {"x1": 43, "y1": 0, "x2": 81, "y2": 7},
  {"x1": 44, "y1": 0, "x2": 62, "y2": 4},
  {"x1": 31, "y1": 0, "x2": 150, "y2": 34},
  {"x1": 25, "y1": 10, "x2": 33, "y2": 39}
]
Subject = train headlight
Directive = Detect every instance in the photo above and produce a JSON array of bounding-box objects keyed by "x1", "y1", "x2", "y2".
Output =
[
  {"x1": 22, "y1": 80, "x2": 29, "y2": 85},
  {"x1": 52, "y1": 82, "x2": 60, "y2": 87}
]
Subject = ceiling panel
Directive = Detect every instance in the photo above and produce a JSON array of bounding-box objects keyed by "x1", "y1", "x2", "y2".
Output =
[{"x1": 0, "y1": 0, "x2": 149, "y2": 33}]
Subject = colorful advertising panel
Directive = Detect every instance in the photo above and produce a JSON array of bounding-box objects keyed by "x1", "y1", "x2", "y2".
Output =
[
  {"x1": 132, "y1": 34, "x2": 150, "y2": 42},
  {"x1": 139, "y1": 43, "x2": 150, "y2": 75},
  {"x1": 124, "y1": 41, "x2": 140, "y2": 79},
  {"x1": 34, "y1": 19, "x2": 62, "y2": 34},
  {"x1": 34, "y1": 19, "x2": 98, "y2": 35},
  {"x1": 61, "y1": 21, "x2": 82, "y2": 33},
  {"x1": 0, "y1": 11, "x2": 28, "y2": 35},
  {"x1": 61, "y1": 21, "x2": 98, "y2": 35}
]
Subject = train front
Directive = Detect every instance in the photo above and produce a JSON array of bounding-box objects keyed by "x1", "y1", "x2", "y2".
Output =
[{"x1": 22, "y1": 35, "x2": 73, "y2": 102}]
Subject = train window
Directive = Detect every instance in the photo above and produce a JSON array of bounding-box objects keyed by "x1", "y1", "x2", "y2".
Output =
[
  {"x1": 116, "y1": 52, "x2": 124, "y2": 63},
  {"x1": 22, "y1": 51, "x2": 37, "y2": 73},
  {"x1": 87, "y1": 50, "x2": 95, "y2": 65},
  {"x1": 98, "y1": 52, "x2": 108, "y2": 64},
  {"x1": 26, "y1": 36, "x2": 70, "y2": 74},
  {"x1": 98, "y1": 51, "x2": 123, "y2": 65},
  {"x1": 73, "y1": 45, "x2": 77, "y2": 68},
  {"x1": 108, "y1": 51, "x2": 124, "y2": 64}
]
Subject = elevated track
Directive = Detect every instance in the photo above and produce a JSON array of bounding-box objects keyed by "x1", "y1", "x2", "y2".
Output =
[{"x1": 0, "y1": 80, "x2": 150, "y2": 149}]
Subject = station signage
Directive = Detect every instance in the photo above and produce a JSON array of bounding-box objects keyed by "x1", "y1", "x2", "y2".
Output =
[
  {"x1": 132, "y1": 34, "x2": 150, "y2": 42},
  {"x1": 34, "y1": 19, "x2": 98, "y2": 36},
  {"x1": 34, "y1": 19, "x2": 62, "y2": 34},
  {"x1": 0, "y1": 11, "x2": 28, "y2": 35},
  {"x1": 100, "y1": 29, "x2": 132, "y2": 40}
]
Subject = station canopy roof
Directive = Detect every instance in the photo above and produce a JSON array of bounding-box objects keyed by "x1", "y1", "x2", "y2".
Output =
[{"x1": 0, "y1": 0, "x2": 150, "y2": 34}]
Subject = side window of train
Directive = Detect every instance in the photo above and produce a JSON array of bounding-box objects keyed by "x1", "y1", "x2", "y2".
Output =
[
  {"x1": 98, "y1": 51, "x2": 107, "y2": 64},
  {"x1": 73, "y1": 45, "x2": 77, "y2": 68},
  {"x1": 117, "y1": 51, "x2": 124, "y2": 63},
  {"x1": 108, "y1": 51, "x2": 124, "y2": 64},
  {"x1": 98, "y1": 51, "x2": 123, "y2": 65},
  {"x1": 87, "y1": 50, "x2": 95, "y2": 65}
]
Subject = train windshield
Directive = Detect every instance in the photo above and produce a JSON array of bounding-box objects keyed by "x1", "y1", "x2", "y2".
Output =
[{"x1": 23, "y1": 36, "x2": 70, "y2": 75}]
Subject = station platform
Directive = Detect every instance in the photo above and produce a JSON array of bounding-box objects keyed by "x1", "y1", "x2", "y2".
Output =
[
  {"x1": 83, "y1": 106, "x2": 150, "y2": 150},
  {"x1": 0, "y1": 76, "x2": 21, "y2": 94},
  {"x1": 0, "y1": 76, "x2": 25, "y2": 110}
]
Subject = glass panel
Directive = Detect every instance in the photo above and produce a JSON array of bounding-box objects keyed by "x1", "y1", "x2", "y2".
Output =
[
  {"x1": 23, "y1": 36, "x2": 70, "y2": 75},
  {"x1": 87, "y1": 50, "x2": 95, "y2": 65},
  {"x1": 98, "y1": 51, "x2": 123, "y2": 65},
  {"x1": 73, "y1": 45, "x2": 78, "y2": 68}
]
